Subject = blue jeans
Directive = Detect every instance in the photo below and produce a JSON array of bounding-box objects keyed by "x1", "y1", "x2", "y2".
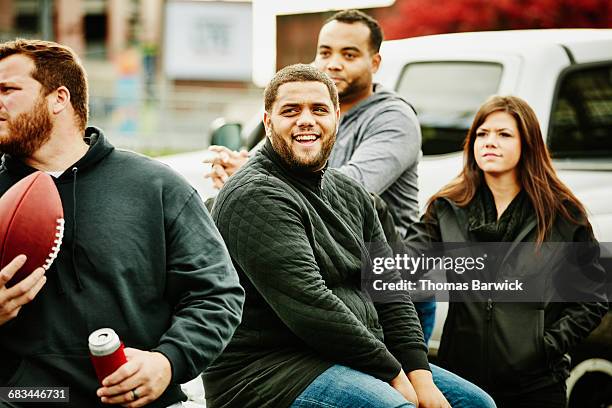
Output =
[
  {"x1": 290, "y1": 364, "x2": 414, "y2": 408},
  {"x1": 414, "y1": 300, "x2": 436, "y2": 344},
  {"x1": 290, "y1": 363, "x2": 496, "y2": 408},
  {"x1": 431, "y1": 364, "x2": 497, "y2": 407}
]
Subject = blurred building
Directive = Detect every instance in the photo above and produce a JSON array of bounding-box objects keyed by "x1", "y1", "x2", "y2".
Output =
[
  {"x1": 0, "y1": 0, "x2": 162, "y2": 60},
  {"x1": 0, "y1": 0, "x2": 262, "y2": 153}
]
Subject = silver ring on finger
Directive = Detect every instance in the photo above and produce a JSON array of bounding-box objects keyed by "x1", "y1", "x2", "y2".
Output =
[{"x1": 132, "y1": 389, "x2": 139, "y2": 400}]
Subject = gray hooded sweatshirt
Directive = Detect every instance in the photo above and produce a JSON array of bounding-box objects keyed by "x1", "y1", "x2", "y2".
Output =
[{"x1": 328, "y1": 83, "x2": 422, "y2": 236}]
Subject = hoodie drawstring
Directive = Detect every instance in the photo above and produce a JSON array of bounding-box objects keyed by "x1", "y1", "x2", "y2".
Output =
[{"x1": 71, "y1": 167, "x2": 84, "y2": 291}]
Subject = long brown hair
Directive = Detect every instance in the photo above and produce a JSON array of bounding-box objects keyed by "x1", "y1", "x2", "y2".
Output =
[{"x1": 425, "y1": 95, "x2": 590, "y2": 243}]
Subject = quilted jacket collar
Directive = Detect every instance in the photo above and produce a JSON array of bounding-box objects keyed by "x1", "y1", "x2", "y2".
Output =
[{"x1": 262, "y1": 138, "x2": 327, "y2": 191}]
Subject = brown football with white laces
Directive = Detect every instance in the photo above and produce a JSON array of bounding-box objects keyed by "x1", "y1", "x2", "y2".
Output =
[{"x1": 0, "y1": 171, "x2": 64, "y2": 287}]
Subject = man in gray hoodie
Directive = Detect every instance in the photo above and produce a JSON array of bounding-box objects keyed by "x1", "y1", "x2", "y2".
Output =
[{"x1": 315, "y1": 10, "x2": 420, "y2": 237}]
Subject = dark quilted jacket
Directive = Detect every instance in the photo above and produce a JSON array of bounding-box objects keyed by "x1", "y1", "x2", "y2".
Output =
[{"x1": 203, "y1": 140, "x2": 428, "y2": 408}]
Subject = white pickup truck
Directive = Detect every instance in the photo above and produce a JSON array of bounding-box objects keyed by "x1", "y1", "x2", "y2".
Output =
[
  {"x1": 159, "y1": 29, "x2": 612, "y2": 407},
  {"x1": 375, "y1": 29, "x2": 612, "y2": 408}
]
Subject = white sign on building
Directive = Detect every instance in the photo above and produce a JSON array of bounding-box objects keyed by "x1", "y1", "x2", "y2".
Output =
[{"x1": 164, "y1": 1, "x2": 252, "y2": 81}]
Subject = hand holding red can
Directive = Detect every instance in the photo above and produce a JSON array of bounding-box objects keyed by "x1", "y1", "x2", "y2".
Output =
[{"x1": 89, "y1": 328, "x2": 128, "y2": 384}]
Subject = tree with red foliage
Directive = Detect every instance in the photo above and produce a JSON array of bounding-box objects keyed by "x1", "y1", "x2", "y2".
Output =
[{"x1": 375, "y1": 0, "x2": 612, "y2": 39}]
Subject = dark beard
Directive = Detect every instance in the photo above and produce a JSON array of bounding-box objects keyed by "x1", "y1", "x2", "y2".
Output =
[
  {"x1": 338, "y1": 77, "x2": 372, "y2": 103},
  {"x1": 0, "y1": 97, "x2": 52, "y2": 158},
  {"x1": 269, "y1": 125, "x2": 335, "y2": 172}
]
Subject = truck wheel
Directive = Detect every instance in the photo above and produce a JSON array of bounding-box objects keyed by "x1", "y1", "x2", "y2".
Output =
[{"x1": 567, "y1": 358, "x2": 612, "y2": 408}]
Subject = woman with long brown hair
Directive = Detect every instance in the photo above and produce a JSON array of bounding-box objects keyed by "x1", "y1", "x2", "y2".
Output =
[{"x1": 405, "y1": 95, "x2": 607, "y2": 407}]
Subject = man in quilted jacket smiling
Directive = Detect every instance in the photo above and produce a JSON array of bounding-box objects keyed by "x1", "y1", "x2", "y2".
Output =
[{"x1": 203, "y1": 64, "x2": 496, "y2": 408}]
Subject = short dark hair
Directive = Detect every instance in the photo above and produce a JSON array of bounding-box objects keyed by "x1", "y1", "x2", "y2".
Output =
[
  {"x1": 264, "y1": 64, "x2": 339, "y2": 112},
  {"x1": 0, "y1": 39, "x2": 88, "y2": 131},
  {"x1": 325, "y1": 9, "x2": 383, "y2": 53}
]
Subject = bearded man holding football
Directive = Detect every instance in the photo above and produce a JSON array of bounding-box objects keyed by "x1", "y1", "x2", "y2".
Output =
[{"x1": 0, "y1": 39, "x2": 244, "y2": 408}]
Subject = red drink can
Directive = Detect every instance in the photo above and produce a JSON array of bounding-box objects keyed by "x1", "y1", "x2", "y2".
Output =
[{"x1": 89, "y1": 328, "x2": 128, "y2": 383}]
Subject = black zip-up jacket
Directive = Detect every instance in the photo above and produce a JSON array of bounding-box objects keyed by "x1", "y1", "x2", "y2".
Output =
[
  {"x1": 0, "y1": 128, "x2": 244, "y2": 407},
  {"x1": 204, "y1": 140, "x2": 428, "y2": 408},
  {"x1": 405, "y1": 196, "x2": 608, "y2": 397}
]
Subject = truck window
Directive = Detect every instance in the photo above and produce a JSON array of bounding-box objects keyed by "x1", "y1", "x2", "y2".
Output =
[
  {"x1": 396, "y1": 62, "x2": 502, "y2": 155},
  {"x1": 549, "y1": 64, "x2": 612, "y2": 159}
]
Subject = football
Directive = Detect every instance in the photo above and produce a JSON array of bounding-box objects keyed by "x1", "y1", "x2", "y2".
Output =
[{"x1": 0, "y1": 171, "x2": 64, "y2": 287}]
